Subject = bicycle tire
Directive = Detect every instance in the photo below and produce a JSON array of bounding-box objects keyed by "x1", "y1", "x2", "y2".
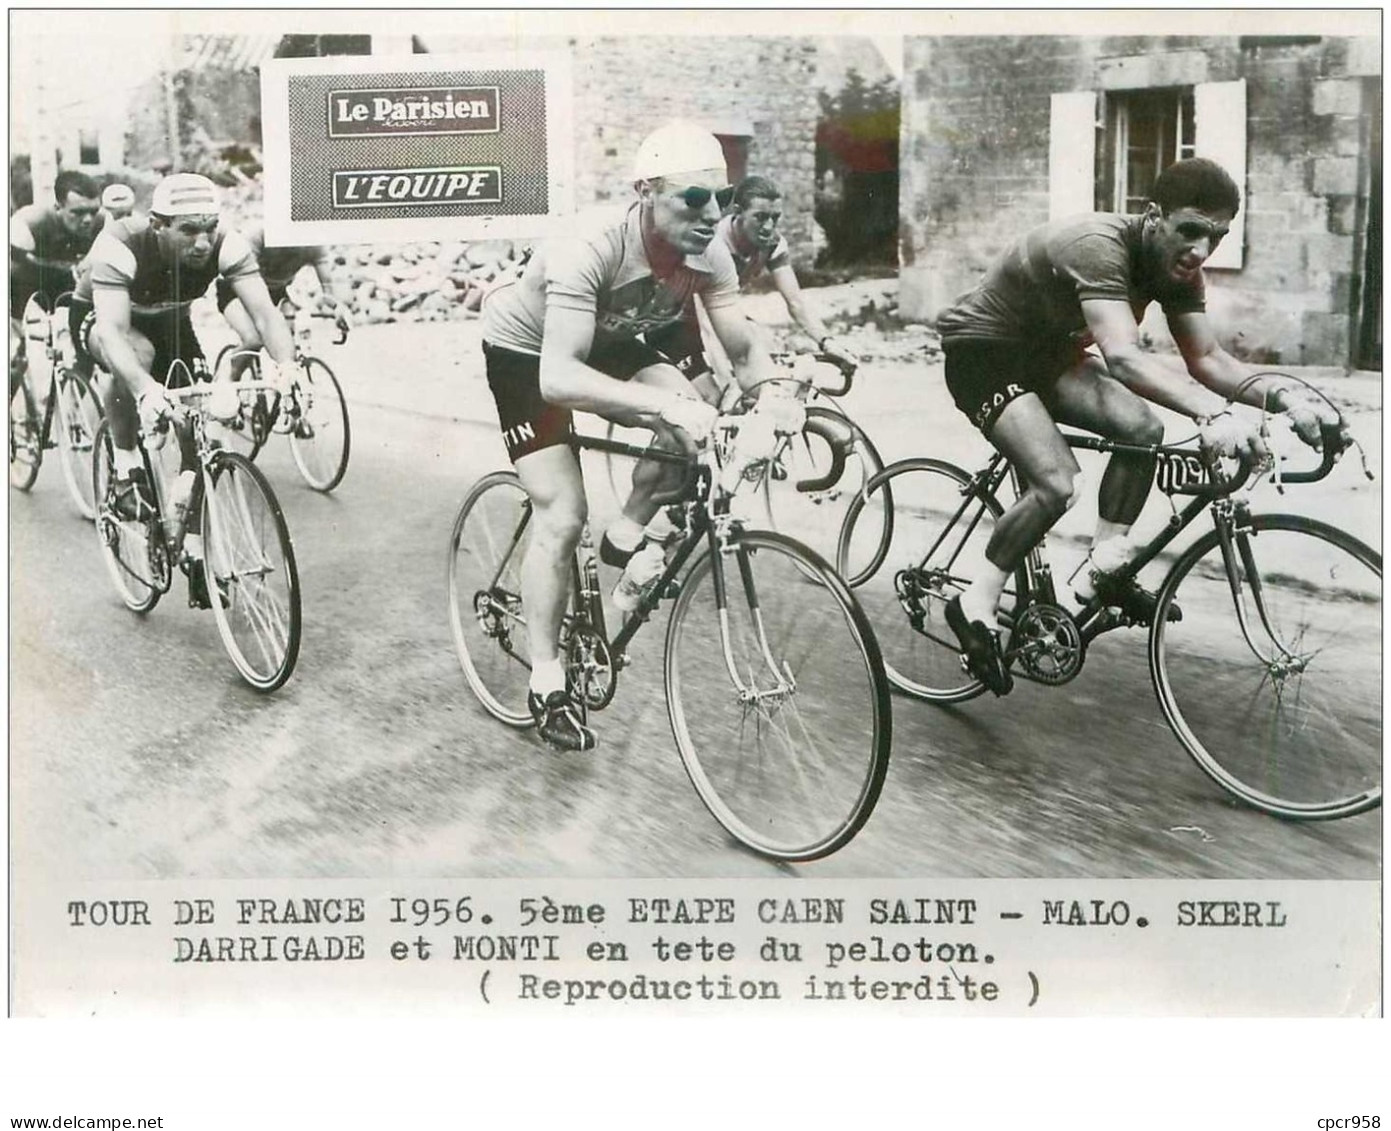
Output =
[
  {"x1": 288, "y1": 356, "x2": 350, "y2": 491},
  {"x1": 202, "y1": 450, "x2": 302, "y2": 691},
  {"x1": 91, "y1": 419, "x2": 165, "y2": 613},
  {"x1": 53, "y1": 368, "x2": 104, "y2": 519},
  {"x1": 447, "y1": 470, "x2": 537, "y2": 727},
  {"x1": 9, "y1": 365, "x2": 42, "y2": 490},
  {"x1": 756, "y1": 405, "x2": 886, "y2": 570},
  {"x1": 1150, "y1": 513, "x2": 1381, "y2": 820},
  {"x1": 837, "y1": 458, "x2": 1026, "y2": 703},
  {"x1": 209, "y1": 347, "x2": 270, "y2": 461},
  {"x1": 665, "y1": 529, "x2": 892, "y2": 861}
]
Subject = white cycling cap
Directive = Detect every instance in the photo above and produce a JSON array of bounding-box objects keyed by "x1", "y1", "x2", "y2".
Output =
[
  {"x1": 101, "y1": 183, "x2": 136, "y2": 210},
  {"x1": 631, "y1": 121, "x2": 727, "y2": 180},
  {"x1": 150, "y1": 173, "x2": 220, "y2": 217}
]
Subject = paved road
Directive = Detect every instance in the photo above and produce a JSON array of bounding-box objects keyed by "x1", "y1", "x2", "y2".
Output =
[{"x1": 8, "y1": 343, "x2": 1380, "y2": 881}]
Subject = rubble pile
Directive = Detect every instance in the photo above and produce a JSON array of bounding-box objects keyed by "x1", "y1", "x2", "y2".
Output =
[{"x1": 328, "y1": 240, "x2": 527, "y2": 324}]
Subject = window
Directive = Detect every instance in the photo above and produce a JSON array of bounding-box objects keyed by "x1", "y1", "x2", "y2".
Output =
[
  {"x1": 78, "y1": 128, "x2": 100, "y2": 166},
  {"x1": 1101, "y1": 88, "x2": 1195, "y2": 213}
]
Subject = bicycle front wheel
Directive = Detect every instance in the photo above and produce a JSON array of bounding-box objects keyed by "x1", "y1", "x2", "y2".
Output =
[
  {"x1": 91, "y1": 420, "x2": 165, "y2": 613},
  {"x1": 288, "y1": 356, "x2": 351, "y2": 491},
  {"x1": 838, "y1": 458, "x2": 1022, "y2": 702},
  {"x1": 447, "y1": 470, "x2": 536, "y2": 727},
  {"x1": 54, "y1": 369, "x2": 104, "y2": 518},
  {"x1": 1151, "y1": 514, "x2": 1381, "y2": 819},
  {"x1": 758, "y1": 405, "x2": 885, "y2": 568},
  {"x1": 665, "y1": 530, "x2": 891, "y2": 861},
  {"x1": 202, "y1": 450, "x2": 302, "y2": 691},
  {"x1": 9, "y1": 365, "x2": 42, "y2": 490}
]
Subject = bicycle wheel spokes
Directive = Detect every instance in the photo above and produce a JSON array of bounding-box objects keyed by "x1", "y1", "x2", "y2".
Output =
[
  {"x1": 666, "y1": 531, "x2": 891, "y2": 861},
  {"x1": 839, "y1": 459, "x2": 1005, "y2": 702},
  {"x1": 91, "y1": 420, "x2": 163, "y2": 612},
  {"x1": 54, "y1": 370, "x2": 104, "y2": 518},
  {"x1": 288, "y1": 357, "x2": 350, "y2": 491},
  {"x1": 760, "y1": 407, "x2": 883, "y2": 566},
  {"x1": 203, "y1": 451, "x2": 301, "y2": 691},
  {"x1": 1151, "y1": 515, "x2": 1381, "y2": 819},
  {"x1": 448, "y1": 471, "x2": 536, "y2": 727},
  {"x1": 9, "y1": 368, "x2": 42, "y2": 490}
]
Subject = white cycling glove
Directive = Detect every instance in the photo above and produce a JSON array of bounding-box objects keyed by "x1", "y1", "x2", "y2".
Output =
[
  {"x1": 659, "y1": 395, "x2": 719, "y2": 444},
  {"x1": 137, "y1": 386, "x2": 175, "y2": 436},
  {"x1": 1198, "y1": 410, "x2": 1266, "y2": 462},
  {"x1": 266, "y1": 359, "x2": 298, "y2": 397},
  {"x1": 818, "y1": 336, "x2": 859, "y2": 370}
]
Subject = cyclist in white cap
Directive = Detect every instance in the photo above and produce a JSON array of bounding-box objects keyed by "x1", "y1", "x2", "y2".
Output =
[
  {"x1": 481, "y1": 119, "x2": 791, "y2": 752},
  {"x1": 100, "y1": 183, "x2": 137, "y2": 222},
  {"x1": 72, "y1": 172, "x2": 298, "y2": 609}
]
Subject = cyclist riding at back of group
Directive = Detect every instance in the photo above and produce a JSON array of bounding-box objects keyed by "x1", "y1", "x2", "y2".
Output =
[
  {"x1": 9, "y1": 170, "x2": 106, "y2": 394},
  {"x1": 934, "y1": 157, "x2": 1341, "y2": 697},
  {"x1": 479, "y1": 119, "x2": 795, "y2": 753},
  {"x1": 71, "y1": 172, "x2": 300, "y2": 609}
]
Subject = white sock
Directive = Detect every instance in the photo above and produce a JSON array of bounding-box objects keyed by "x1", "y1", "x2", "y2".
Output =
[
  {"x1": 184, "y1": 533, "x2": 203, "y2": 561},
  {"x1": 1074, "y1": 534, "x2": 1135, "y2": 601},
  {"x1": 113, "y1": 447, "x2": 141, "y2": 476},
  {"x1": 530, "y1": 658, "x2": 566, "y2": 698},
  {"x1": 960, "y1": 564, "x2": 1008, "y2": 626},
  {"x1": 606, "y1": 516, "x2": 645, "y2": 553}
]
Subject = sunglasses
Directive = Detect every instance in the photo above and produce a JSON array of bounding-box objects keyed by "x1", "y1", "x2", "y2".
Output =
[{"x1": 672, "y1": 183, "x2": 734, "y2": 211}]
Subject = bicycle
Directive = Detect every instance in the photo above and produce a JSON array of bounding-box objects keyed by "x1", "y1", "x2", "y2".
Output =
[
  {"x1": 836, "y1": 404, "x2": 1380, "y2": 821},
  {"x1": 9, "y1": 292, "x2": 105, "y2": 517},
  {"x1": 447, "y1": 416, "x2": 893, "y2": 861},
  {"x1": 90, "y1": 360, "x2": 302, "y2": 691},
  {"x1": 211, "y1": 308, "x2": 351, "y2": 492},
  {"x1": 599, "y1": 352, "x2": 884, "y2": 567}
]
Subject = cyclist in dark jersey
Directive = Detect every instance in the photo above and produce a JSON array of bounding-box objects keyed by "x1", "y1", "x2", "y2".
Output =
[
  {"x1": 935, "y1": 158, "x2": 1340, "y2": 695},
  {"x1": 481, "y1": 121, "x2": 788, "y2": 752},
  {"x1": 9, "y1": 170, "x2": 104, "y2": 394},
  {"x1": 73, "y1": 172, "x2": 298, "y2": 609}
]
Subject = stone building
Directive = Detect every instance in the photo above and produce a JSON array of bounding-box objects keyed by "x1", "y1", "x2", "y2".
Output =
[{"x1": 899, "y1": 35, "x2": 1382, "y2": 369}]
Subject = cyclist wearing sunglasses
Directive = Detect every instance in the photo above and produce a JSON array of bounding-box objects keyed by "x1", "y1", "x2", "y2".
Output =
[
  {"x1": 646, "y1": 174, "x2": 859, "y2": 400},
  {"x1": 934, "y1": 157, "x2": 1340, "y2": 696},
  {"x1": 480, "y1": 120, "x2": 785, "y2": 752}
]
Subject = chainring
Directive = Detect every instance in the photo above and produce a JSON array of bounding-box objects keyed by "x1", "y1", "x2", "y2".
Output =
[
  {"x1": 1009, "y1": 602, "x2": 1084, "y2": 685},
  {"x1": 566, "y1": 624, "x2": 616, "y2": 710}
]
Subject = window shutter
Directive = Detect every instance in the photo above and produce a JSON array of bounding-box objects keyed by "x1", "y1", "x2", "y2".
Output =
[
  {"x1": 1195, "y1": 79, "x2": 1247, "y2": 269},
  {"x1": 1049, "y1": 91, "x2": 1098, "y2": 219}
]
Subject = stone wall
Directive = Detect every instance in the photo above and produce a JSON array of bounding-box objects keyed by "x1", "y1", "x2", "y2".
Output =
[{"x1": 900, "y1": 35, "x2": 1382, "y2": 368}]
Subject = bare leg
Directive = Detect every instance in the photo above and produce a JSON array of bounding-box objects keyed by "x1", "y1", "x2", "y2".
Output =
[{"x1": 513, "y1": 443, "x2": 587, "y2": 674}]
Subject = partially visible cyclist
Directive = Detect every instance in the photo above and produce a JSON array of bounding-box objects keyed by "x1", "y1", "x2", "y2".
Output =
[
  {"x1": 10, "y1": 169, "x2": 105, "y2": 396},
  {"x1": 100, "y1": 183, "x2": 137, "y2": 224},
  {"x1": 935, "y1": 157, "x2": 1341, "y2": 696},
  {"x1": 480, "y1": 120, "x2": 788, "y2": 752},
  {"x1": 71, "y1": 172, "x2": 299, "y2": 609},
  {"x1": 215, "y1": 223, "x2": 353, "y2": 382},
  {"x1": 646, "y1": 173, "x2": 859, "y2": 402}
]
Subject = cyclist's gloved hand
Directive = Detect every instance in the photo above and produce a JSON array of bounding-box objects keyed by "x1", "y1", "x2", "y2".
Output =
[
  {"x1": 1199, "y1": 410, "x2": 1267, "y2": 462},
  {"x1": 659, "y1": 394, "x2": 718, "y2": 444},
  {"x1": 1278, "y1": 389, "x2": 1342, "y2": 450},
  {"x1": 757, "y1": 384, "x2": 806, "y2": 435},
  {"x1": 266, "y1": 359, "x2": 298, "y2": 398},
  {"x1": 137, "y1": 386, "x2": 176, "y2": 435},
  {"x1": 818, "y1": 336, "x2": 859, "y2": 371}
]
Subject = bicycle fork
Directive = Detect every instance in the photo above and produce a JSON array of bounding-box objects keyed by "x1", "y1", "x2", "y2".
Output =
[
  {"x1": 715, "y1": 535, "x2": 796, "y2": 704},
  {"x1": 1210, "y1": 501, "x2": 1304, "y2": 676}
]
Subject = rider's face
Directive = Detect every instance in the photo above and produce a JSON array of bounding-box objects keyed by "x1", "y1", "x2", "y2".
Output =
[
  {"x1": 1145, "y1": 204, "x2": 1233, "y2": 284},
  {"x1": 733, "y1": 196, "x2": 782, "y2": 251},
  {"x1": 645, "y1": 167, "x2": 729, "y2": 256},
  {"x1": 157, "y1": 214, "x2": 219, "y2": 269},
  {"x1": 57, "y1": 191, "x2": 101, "y2": 239}
]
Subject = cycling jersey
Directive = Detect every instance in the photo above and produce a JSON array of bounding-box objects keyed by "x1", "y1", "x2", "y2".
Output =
[
  {"x1": 483, "y1": 202, "x2": 741, "y2": 357},
  {"x1": 74, "y1": 216, "x2": 258, "y2": 317},
  {"x1": 214, "y1": 224, "x2": 330, "y2": 311},
  {"x1": 937, "y1": 212, "x2": 1206, "y2": 348},
  {"x1": 719, "y1": 213, "x2": 791, "y2": 288},
  {"x1": 9, "y1": 201, "x2": 106, "y2": 315}
]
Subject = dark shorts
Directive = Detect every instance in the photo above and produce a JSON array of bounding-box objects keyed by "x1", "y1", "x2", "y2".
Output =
[
  {"x1": 483, "y1": 338, "x2": 667, "y2": 463},
  {"x1": 9, "y1": 266, "x2": 76, "y2": 322},
  {"x1": 216, "y1": 277, "x2": 289, "y2": 313},
  {"x1": 643, "y1": 318, "x2": 710, "y2": 380},
  {"x1": 943, "y1": 338, "x2": 1084, "y2": 435},
  {"x1": 71, "y1": 299, "x2": 207, "y2": 386}
]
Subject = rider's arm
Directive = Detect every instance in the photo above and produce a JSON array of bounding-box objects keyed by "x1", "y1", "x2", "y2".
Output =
[
  {"x1": 703, "y1": 301, "x2": 779, "y2": 393},
  {"x1": 311, "y1": 253, "x2": 354, "y2": 309},
  {"x1": 769, "y1": 263, "x2": 832, "y2": 346},
  {"x1": 1169, "y1": 311, "x2": 1298, "y2": 412},
  {"x1": 537, "y1": 305, "x2": 673, "y2": 427},
  {"x1": 90, "y1": 286, "x2": 160, "y2": 399},
  {"x1": 9, "y1": 210, "x2": 36, "y2": 262},
  {"x1": 229, "y1": 273, "x2": 296, "y2": 365},
  {"x1": 1082, "y1": 299, "x2": 1229, "y2": 420}
]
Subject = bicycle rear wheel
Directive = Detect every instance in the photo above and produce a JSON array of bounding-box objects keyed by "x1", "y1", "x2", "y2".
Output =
[
  {"x1": 9, "y1": 365, "x2": 42, "y2": 490},
  {"x1": 1150, "y1": 514, "x2": 1381, "y2": 819},
  {"x1": 53, "y1": 368, "x2": 104, "y2": 518},
  {"x1": 288, "y1": 356, "x2": 351, "y2": 492},
  {"x1": 757, "y1": 405, "x2": 884, "y2": 568},
  {"x1": 665, "y1": 530, "x2": 891, "y2": 861},
  {"x1": 91, "y1": 419, "x2": 165, "y2": 613},
  {"x1": 202, "y1": 450, "x2": 301, "y2": 691},
  {"x1": 447, "y1": 470, "x2": 536, "y2": 727},
  {"x1": 838, "y1": 458, "x2": 1023, "y2": 702}
]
